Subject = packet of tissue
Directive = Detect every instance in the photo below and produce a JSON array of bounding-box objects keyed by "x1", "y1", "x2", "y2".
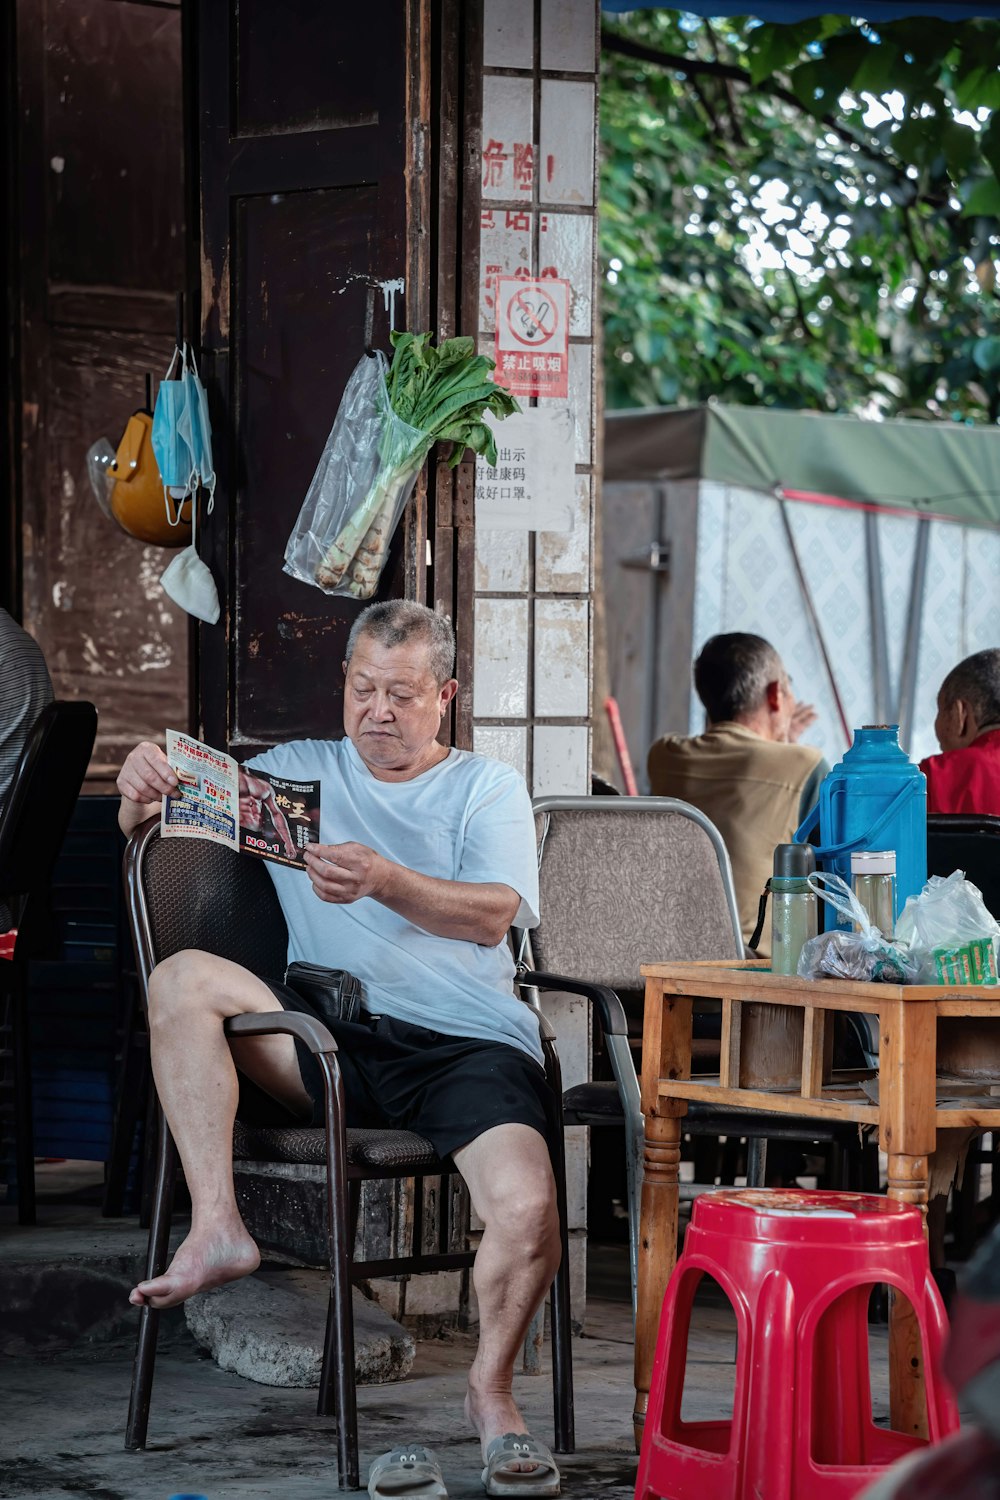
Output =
[{"x1": 895, "y1": 870, "x2": 1000, "y2": 986}]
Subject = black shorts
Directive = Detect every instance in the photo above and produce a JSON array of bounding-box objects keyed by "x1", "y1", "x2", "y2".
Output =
[{"x1": 236, "y1": 978, "x2": 558, "y2": 1161}]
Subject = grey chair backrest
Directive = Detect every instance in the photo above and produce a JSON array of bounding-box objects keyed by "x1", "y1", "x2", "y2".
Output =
[{"x1": 526, "y1": 796, "x2": 743, "y2": 991}]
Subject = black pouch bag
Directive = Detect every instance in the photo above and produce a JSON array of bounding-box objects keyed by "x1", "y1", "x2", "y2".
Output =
[{"x1": 284, "y1": 961, "x2": 364, "y2": 1025}]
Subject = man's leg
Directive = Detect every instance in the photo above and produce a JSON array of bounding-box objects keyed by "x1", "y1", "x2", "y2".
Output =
[
  {"x1": 454, "y1": 1123, "x2": 561, "y2": 1468},
  {"x1": 130, "y1": 948, "x2": 313, "y2": 1310}
]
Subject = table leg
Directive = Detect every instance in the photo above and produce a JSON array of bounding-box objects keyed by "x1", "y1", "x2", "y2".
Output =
[
  {"x1": 633, "y1": 1111, "x2": 682, "y2": 1447},
  {"x1": 880, "y1": 998, "x2": 936, "y2": 1440},
  {"x1": 633, "y1": 982, "x2": 692, "y2": 1449}
]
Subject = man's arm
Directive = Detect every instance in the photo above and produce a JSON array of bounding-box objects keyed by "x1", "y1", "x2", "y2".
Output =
[
  {"x1": 797, "y1": 756, "x2": 831, "y2": 826},
  {"x1": 303, "y1": 842, "x2": 518, "y2": 947},
  {"x1": 117, "y1": 741, "x2": 179, "y2": 836}
]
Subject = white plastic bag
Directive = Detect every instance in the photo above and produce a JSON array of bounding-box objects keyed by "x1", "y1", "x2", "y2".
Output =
[
  {"x1": 283, "y1": 353, "x2": 432, "y2": 599},
  {"x1": 895, "y1": 871, "x2": 999, "y2": 985},
  {"x1": 797, "y1": 872, "x2": 919, "y2": 983}
]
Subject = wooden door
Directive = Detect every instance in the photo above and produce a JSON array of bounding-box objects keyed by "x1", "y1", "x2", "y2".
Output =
[
  {"x1": 196, "y1": 0, "x2": 430, "y2": 753},
  {"x1": 8, "y1": 0, "x2": 190, "y2": 785}
]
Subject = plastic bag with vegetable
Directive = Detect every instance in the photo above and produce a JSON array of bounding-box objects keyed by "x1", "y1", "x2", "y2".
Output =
[
  {"x1": 796, "y1": 872, "x2": 920, "y2": 983},
  {"x1": 895, "y1": 870, "x2": 999, "y2": 985},
  {"x1": 284, "y1": 333, "x2": 519, "y2": 599}
]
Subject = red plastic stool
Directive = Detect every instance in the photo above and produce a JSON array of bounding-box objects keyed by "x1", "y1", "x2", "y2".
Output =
[{"x1": 634, "y1": 1189, "x2": 959, "y2": 1500}]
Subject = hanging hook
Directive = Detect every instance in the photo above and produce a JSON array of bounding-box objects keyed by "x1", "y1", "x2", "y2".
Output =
[{"x1": 364, "y1": 285, "x2": 376, "y2": 358}]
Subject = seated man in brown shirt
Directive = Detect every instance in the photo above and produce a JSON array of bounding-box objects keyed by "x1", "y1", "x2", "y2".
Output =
[{"x1": 648, "y1": 633, "x2": 828, "y2": 955}]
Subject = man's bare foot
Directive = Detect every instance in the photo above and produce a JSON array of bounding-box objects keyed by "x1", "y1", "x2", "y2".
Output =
[
  {"x1": 129, "y1": 1227, "x2": 260, "y2": 1310},
  {"x1": 465, "y1": 1386, "x2": 541, "y2": 1472}
]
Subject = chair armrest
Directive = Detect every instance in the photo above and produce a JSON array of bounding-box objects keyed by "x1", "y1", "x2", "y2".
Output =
[
  {"x1": 518, "y1": 970, "x2": 629, "y2": 1038},
  {"x1": 225, "y1": 1009, "x2": 338, "y2": 1056},
  {"x1": 535, "y1": 1009, "x2": 557, "y2": 1043}
]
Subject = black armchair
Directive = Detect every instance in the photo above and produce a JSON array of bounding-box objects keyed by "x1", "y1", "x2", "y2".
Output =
[
  {"x1": 122, "y1": 818, "x2": 574, "y2": 1491},
  {"x1": 0, "y1": 700, "x2": 97, "y2": 1223}
]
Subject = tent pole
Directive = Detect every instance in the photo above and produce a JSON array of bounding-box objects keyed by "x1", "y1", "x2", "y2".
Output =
[{"x1": 778, "y1": 496, "x2": 852, "y2": 747}]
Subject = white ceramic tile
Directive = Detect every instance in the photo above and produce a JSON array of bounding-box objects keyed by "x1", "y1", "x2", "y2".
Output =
[
  {"x1": 539, "y1": 213, "x2": 593, "y2": 336},
  {"x1": 479, "y1": 208, "x2": 534, "y2": 331},
  {"x1": 474, "y1": 597, "x2": 529, "y2": 717},
  {"x1": 475, "y1": 524, "x2": 530, "y2": 592},
  {"x1": 567, "y1": 1230, "x2": 587, "y2": 1329},
  {"x1": 483, "y1": 0, "x2": 534, "y2": 68},
  {"x1": 473, "y1": 725, "x2": 529, "y2": 780},
  {"x1": 540, "y1": 0, "x2": 597, "y2": 73},
  {"x1": 536, "y1": 474, "x2": 592, "y2": 592},
  {"x1": 537, "y1": 990, "x2": 590, "y2": 1090},
  {"x1": 482, "y1": 76, "x2": 535, "y2": 202},
  {"x1": 539, "y1": 80, "x2": 595, "y2": 205},
  {"x1": 534, "y1": 597, "x2": 589, "y2": 715},
  {"x1": 563, "y1": 1127, "x2": 588, "y2": 1229},
  {"x1": 532, "y1": 724, "x2": 590, "y2": 796},
  {"x1": 568, "y1": 342, "x2": 593, "y2": 463}
]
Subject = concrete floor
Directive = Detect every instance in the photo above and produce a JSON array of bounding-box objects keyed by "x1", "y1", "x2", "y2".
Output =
[{"x1": 0, "y1": 1162, "x2": 904, "y2": 1500}]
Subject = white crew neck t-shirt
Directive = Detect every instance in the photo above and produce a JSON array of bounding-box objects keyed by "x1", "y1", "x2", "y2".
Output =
[{"x1": 247, "y1": 738, "x2": 542, "y2": 1064}]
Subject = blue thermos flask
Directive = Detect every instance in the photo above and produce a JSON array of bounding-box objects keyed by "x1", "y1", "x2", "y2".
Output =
[{"x1": 794, "y1": 724, "x2": 926, "y2": 931}]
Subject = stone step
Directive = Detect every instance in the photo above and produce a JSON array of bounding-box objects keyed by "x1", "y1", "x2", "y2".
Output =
[
  {"x1": 0, "y1": 1246, "x2": 142, "y2": 1356},
  {"x1": 185, "y1": 1266, "x2": 415, "y2": 1387}
]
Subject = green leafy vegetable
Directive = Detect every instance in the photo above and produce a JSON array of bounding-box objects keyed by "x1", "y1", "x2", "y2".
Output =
[{"x1": 317, "y1": 333, "x2": 520, "y2": 598}]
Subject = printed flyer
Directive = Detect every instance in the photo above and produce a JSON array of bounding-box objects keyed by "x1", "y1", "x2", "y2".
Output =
[{"x1": 161, "y1": 730, "x2": 320, "y2": 869}]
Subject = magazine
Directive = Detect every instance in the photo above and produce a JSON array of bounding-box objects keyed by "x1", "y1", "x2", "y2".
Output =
[{"x1": 161, "y1": 729, "x2": 320, "y2": 869}]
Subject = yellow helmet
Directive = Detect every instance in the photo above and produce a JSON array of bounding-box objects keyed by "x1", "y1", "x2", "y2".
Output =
[{"x1": 108, "y1": 409, "x2": 192, "y2": 547}]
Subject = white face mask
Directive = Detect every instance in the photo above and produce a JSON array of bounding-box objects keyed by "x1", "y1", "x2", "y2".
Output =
[
  {"x1": 159, "y1": 545, "x2": 220, "y2": 624},
  {"x1": 158, "y1": 497, "x2": 220, "y2": 624}
]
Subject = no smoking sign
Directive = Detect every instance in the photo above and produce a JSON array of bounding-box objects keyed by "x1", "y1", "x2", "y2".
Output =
[{"x1": 494, "y1": 275, "x2": 570, "y2": 398}]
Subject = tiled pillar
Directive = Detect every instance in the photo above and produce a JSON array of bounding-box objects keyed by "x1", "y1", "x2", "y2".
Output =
[
  {"x1": 472, "y1": 0, "x2": 601, "y2": 1325},
  {"x1": 473, "y1": 0, "x2": 599, "y2": 800}
]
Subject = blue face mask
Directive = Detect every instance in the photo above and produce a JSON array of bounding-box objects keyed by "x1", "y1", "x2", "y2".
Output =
[
  {"x1": 180, "y1": 353, "x2": 216, "y2": 513},
  {"x1": 151, "y1": 345, "x2": 216, "y2": 518}
]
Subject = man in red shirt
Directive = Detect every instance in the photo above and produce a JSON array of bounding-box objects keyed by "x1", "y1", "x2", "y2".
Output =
[{"x1": 920, "y1": 649, "x2": 1000, "y2": 814}]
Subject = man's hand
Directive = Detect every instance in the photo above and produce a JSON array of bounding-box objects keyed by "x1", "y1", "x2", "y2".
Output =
[
  {"x1": 117, "y1": 741, "x2": 177, "y2": 835},
  {"x1": 788, "y1": 700, "x2": 818, "y2": 743},
  {"x1": 303, "y1": 842, "x2": 518, "y2": 945},
  {"x1": 303, "y1": 842, "x2": 388, "y2": 905}
]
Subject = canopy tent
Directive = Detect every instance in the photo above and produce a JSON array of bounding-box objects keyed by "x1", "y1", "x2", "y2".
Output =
[
  {"x1": 604, "y1": 404, "x2": 1000, "y2": 530},
  {"x1": 602, "y1": 405, "x2": 1000, "y2": 785},
  {"x1": 602, "y1": 4, "x2": 1000, "y2": 18}
]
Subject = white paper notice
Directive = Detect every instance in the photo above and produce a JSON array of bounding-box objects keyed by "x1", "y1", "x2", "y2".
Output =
[{"x1": 475, "y1": 405, "x2": 576, "y2": 531}]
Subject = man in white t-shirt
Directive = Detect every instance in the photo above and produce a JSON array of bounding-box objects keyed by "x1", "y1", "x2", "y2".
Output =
[{"x1": 116, "y1": 601, "x2": 560, "y2": 1496}]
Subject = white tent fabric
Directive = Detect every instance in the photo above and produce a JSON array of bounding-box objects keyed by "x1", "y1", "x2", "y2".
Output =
[{"x1": 688, "y1": 481, "x2": 1000, "y2": 768}]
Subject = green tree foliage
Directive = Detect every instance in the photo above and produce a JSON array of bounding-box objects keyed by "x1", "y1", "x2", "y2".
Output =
[{"x1": 601, "y1": 11, "x2": 1000, "y2": 420}]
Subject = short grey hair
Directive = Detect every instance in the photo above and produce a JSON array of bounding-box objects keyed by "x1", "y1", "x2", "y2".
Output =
[
  {"x1": 693, "y1": 633, "x2": 784, "y2": 724},
  {"x1": 940, "y1": 649, "x2": 1000, "y2": 728},
  {"x1": 345, "y1": 600, "x2": 456, "y2": 685}
]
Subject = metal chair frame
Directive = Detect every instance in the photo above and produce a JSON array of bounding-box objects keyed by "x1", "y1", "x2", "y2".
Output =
[
  {"x1": 122, "y1": 818, "x2": 574, "y2": 1491},
  {"x1": 517, "y1": 795, "x2": 874, "y2": 1314}
]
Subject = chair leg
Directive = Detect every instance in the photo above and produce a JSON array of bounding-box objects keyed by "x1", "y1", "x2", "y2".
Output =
[
  {"x1": 11, "y1": 967, "x2": 36, "y2": 1226},
  {"x1": 831, "y1": 1139, "x2": 848, "y2": 1190},
  {"x1": 544, "y1": 1044, "x2": 575, "y2": 1455},
  {"x1": 139, "y1": 1084, "x2": 159, "y2": 1228},
  {"x1": 103, "y1": 1017, "x2": 150, "y2": 1218},
  {"x1": 125, "y1": 1108, "x2": 177, "y2": 1451},
  {"x1": 314, "y1": 1054, "x2": 359, "y2": 1491},
  {"x1": 745, "y1": 1136, "x2": 767, "y2": 1188},
  {"x1": 605, "y1": 1031, "x2": 642, "y2": 1325}
]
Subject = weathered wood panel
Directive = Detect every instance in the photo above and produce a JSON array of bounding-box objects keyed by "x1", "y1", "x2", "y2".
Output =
[{"x1": 12, "y1": 0, "x2": 189, "y2": 785}]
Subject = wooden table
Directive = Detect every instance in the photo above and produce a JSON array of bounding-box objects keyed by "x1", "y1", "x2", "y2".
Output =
[{"x1": 633, "y1": 959, "x2": 1000, "y2": 1445}]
